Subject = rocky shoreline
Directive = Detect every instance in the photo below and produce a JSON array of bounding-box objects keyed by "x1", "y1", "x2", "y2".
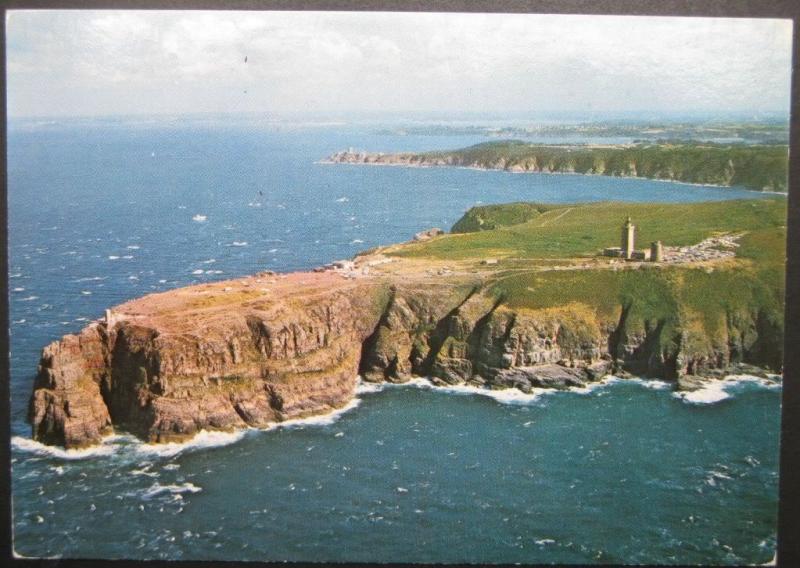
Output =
[{"x1": 28, "y1": 248, "x2": 782, "y2": 449}]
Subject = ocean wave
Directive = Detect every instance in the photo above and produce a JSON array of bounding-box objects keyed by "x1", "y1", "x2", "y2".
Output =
[
  {"x1": 276, "y1": 398, "x2": 362, "y2": 429},
  {"x1": 134, "y1": 429, "x2": 249, "y2": 458},
  {"x1": 141, "y1": 482, "x2": 202, "y2": 500},
  {"x1": 192, "y1": 214, "x2": 207, "y2": 222},
  {"x1": 673, "y1": 375, "x2": 781, "y2": 405},
  {"x1": 11, "y1": 436, "x2": 117, "y2": 460}
]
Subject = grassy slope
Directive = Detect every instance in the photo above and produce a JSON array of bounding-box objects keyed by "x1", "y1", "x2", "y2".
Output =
[
  {"x1": 391, "y1": 199, "x2": 786, "y2": 365},
  {"x1": 417, "y1": 141, "x2": 789, "y2": 192}
]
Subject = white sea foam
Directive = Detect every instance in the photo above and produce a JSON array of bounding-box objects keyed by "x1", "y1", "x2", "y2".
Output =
[
  {"x1": 351, "y1": 239, "x2": 364, "y2": 244},
  {"x1": 275, "y1": 398, "x2": 361, "y2": 430},
  {"x1": 201, "y1": 258, "x2": 216, "y2": 264},
  {"x1": 141, "y1": 482, "x2": 202, "y2": 500},
  {"x1": 126, "y1": 245, "x2": 140, "y2": 250},
  {"x1": 191, "y1": 269, "x2": 204, "y2": 275},
  {"x1": 336, "y1": 197, "x2": 349, "y2": 202},
  {"x1": 13, "y1": 287, "x2": 25, "y2": 292},
  {"x1": 108, "y1": 256, "x2": 119, "y2": 260},
  {"x1": 268, "y1": 248, "x2": 278, "y2": 253},
  {"x1": 192, "y1": 214, "x2": 207, "y2": 222},
  {"x1": 673, "y1": 375, "x2": 781, "y2": 405},
  {"x1": 230, "y1": 241, "x2": 248, "y2": 247},
  {"x1": 11, "y1": 436, "x2": 117, "y2": 460},
  {"x1": 355, "y1": 380, "x2": 386, "y2": 394},
  {"x1": 134, "y1": 429, "x2": 249, "y2": 458},
  {"x1": 81, "y1": 290, "x2": 92, "y2": 295},
  {"x1": 18, "y1": 296, "x2": 39, "y2": 301}
]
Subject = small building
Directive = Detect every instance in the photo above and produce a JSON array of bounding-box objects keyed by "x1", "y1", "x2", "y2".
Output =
[{"x1": 650, "y1": 240, "x2": 664, "y2": 262}]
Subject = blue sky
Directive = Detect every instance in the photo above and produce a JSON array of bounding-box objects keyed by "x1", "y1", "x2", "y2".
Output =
[{"x1": 5, "y1": 10, "x2": 794, "y2": 118}]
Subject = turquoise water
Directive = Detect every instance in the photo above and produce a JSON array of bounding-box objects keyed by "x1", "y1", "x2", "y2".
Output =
[{"x1": 8, "y1": 118, "x2": 781, "y2": 562}]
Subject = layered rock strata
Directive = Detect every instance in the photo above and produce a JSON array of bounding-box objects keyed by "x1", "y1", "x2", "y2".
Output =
[{"x1": 29, "y1": 267, "x2": 782, "y2": 449}]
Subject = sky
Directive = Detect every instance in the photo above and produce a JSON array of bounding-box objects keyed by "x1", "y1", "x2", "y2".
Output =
[{"x1": 5, "y1": 10, "x2": 794, "y2": 119}]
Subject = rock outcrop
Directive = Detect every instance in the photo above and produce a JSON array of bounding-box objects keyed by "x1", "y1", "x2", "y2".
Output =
[{"x1": 28, "y1": 260, "x2": 783, "y2": 448}]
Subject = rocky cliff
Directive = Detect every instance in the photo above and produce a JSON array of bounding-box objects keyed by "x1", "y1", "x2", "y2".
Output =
[{"x1": 29, "y1": 255, "x2": 782, "y2": 449}]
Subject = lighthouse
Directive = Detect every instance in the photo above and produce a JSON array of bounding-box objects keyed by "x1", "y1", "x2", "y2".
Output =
[{"x1": 621, "y1": 216, "x2": 635, "y2": 259}]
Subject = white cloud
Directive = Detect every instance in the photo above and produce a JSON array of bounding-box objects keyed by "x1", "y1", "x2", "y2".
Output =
[{"x1": 5, "y1": 10, "x2": 793, "y2": 117}]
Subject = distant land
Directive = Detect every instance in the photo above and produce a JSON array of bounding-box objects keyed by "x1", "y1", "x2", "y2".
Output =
[
  {"x1": 374, "y1": 121, "x2": 789, "y2": 145},
  {"x1": 326, "y1": 140, "x2": 789, "y2": 192},
  {"x1": 30, "y1": 199, "x2": 784, "y2": 449}
]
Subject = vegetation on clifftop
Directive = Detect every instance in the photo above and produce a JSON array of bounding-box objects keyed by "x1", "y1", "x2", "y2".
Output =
[{"x1": 389, "y1": 198, "x2": 786, "y2": 373}]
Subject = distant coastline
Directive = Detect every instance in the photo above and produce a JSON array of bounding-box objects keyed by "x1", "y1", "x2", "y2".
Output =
[{"x1": 323, "y1": 140, "x2": 789, "y2": 192}]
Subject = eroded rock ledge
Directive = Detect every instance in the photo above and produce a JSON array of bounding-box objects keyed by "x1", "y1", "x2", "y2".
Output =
[{"x1": 29, "y1": 260, "x2": 781, "y2": 449}]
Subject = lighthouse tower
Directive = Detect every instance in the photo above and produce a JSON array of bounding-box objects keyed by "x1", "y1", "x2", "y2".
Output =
[{"x1": 621, "y1": 216, "x2": 635, "y2": 259}]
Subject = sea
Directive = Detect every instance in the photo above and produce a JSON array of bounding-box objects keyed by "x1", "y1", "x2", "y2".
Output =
[{"x1": 7, "y1": 115, "x2": 782, "y2": 563}]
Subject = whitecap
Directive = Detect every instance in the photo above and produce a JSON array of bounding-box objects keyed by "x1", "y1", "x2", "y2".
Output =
[
  {"x1": 402, "y1": 377, "x2": 551, "y2": 405},
  {"x1": 122, "y1": 255, "x2": 134, "y2": 259},
  {"x1": 535, "y1": 539, "x2": 556, "y2": 546},
  {"x1": 126, "y1": 245, "x2": 140, "y2": 250},
  {"x1": 13, "y1": 287, "x2": 25, "y2": 292},
  {"x1": 9, "y1": 273, "x2": 22, "y2": 278},
  {"x1": 192, "y1": 215, "x2": 207, "y2": 222},
  {"x1": 134, "y1": 429, "x2": 248, "y2": 458},
  {"x1": 141, "y1": 482, "x2": 202, "y2": 500},
  {"x1": 336, "y1": 197, "x2": 349, "y2": 202},
  {"x1": 12, "y1": 319, "x2": 26, "y2": 324},
  {"x1": 673, "y1": 375, "x2": 780, "y2": 405},
  {"x1": 201, "y1": 258, "x2": 216, "y2": 264},
  {"x1": 81, "y1": 291, "x2": 92, "y2": 295},
  {"x1": 355, "y1": 380, "x2": 386, "y2": 394},
  {"x1": 268, "y1": 248, "x2": 278, "y2": 253},
  {"x1": 230, "y1": 241, "x2": 248, "y2": 247},
  {"x1": 108, "y1": 256, "x2": 119, "y2": 260},
  {"x1": 11, "y1": 436, "x2": 117, "y2": 460},
  {"x1": 191, "y1": 269, "x2": 204, "y2": 275},
  {"x1": 18, "y1": 296, "x2": 39, "y2": 302},
  {"x1": 275, "y1": 398, "x2": 361, "y2": 429},
  {"x1": 351, "y1": 239, "x2": 364, "y2": 244}
]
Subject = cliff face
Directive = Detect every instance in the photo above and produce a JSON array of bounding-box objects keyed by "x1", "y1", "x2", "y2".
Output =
[{"x1": 29, "y1": 266, "x2": 782, "y2": 448}]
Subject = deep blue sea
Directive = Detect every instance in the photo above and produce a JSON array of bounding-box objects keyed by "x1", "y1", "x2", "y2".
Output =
[{"x1": 7, "y1": 117, "x2": 781, "y2": 563}]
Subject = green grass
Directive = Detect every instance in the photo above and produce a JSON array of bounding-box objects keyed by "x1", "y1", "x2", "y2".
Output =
[
  {"x1": 393, "y1": 199, "x2": 786, "y2": 363},
  {"x1": 395, "y1": 198, "x2": 786, "y2": 261}
]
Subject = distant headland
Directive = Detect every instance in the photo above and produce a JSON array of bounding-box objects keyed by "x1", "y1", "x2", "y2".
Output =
[{"x1": 323, "y1": 140, "x2": 788, "y2": 192}]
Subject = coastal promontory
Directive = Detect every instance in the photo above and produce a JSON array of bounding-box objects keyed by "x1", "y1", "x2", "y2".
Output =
[
  {"x1": 29, "y1": 199, "x2": 785, "y2": 448},
  {"x1": 324, "y1": 140, "x2": 789, "y2": 192}
]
